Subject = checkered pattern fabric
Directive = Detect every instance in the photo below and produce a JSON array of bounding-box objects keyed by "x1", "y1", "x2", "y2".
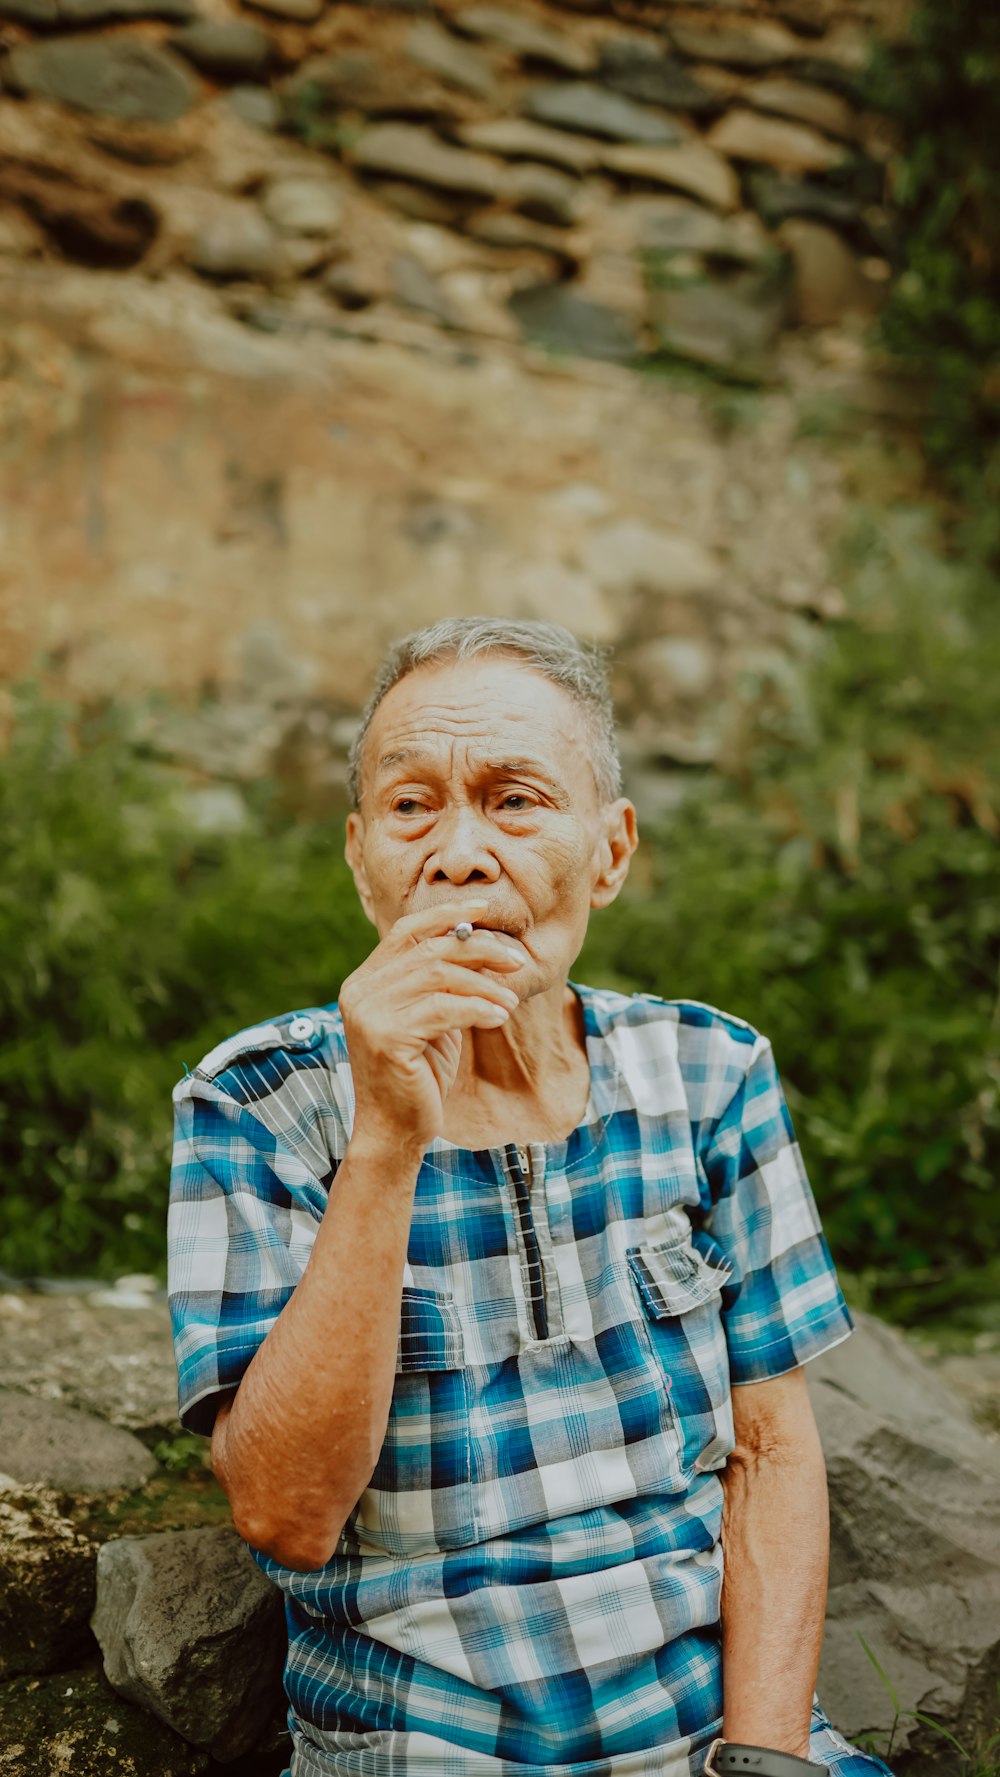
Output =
[{"x1": 168, "y1": 984, "x2": 872, "y2": 1777}]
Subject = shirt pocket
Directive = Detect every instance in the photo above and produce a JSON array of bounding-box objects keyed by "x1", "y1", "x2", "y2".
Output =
[
  {"x1": 350, "y1": 1287, "x2": 476, "y2": 1556},
  {"x1": 626, "y1": 1240, "x2": 735, "y2": 1479}
]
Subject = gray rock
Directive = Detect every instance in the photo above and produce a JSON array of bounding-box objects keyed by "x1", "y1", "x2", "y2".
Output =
[
  {"x1": 282, "y1": 51, "x2": 451, "y2": 124},
  {"x1": 0, "y1": 1291, "x2": 180, "y2": 1435},
  {"x1": 188, "y1": 208, "x2": 288, "y2": 282},
  {"x1": 747, "y1": 168, "x2": 862, "y2": 231},
  {"x1": 242, "y1": 0, "x2": 322, "y2": 20},
  {"x1": 261, "y1": 176, "x2": 343, "y2": 236},
  {"x1": 598, "y1": 40, "x2": 723, "y2": 116},
  {"x1": 373, "y1": 180, "x2": 471, "y2": 225},
  {"x1": 228, "y1": 84, "x2": 281, "y2": 131},
  {"x1": 0, "y1": 1481, "x2": 97, "y2": 1677},
  {"x1": 808, "y1": 1313, "x2": 1000, "y2": 1768},
  {"x1": 0, "y1": 1390, "x2": 157, "y2": 1494},
  {"x1": 707, "y1": 107, "x2": 848, "y2": 175},
  {"x1": 459, "y1": 116, "x2": 602, "y2": 173},
  {"x1": 453, "y1": 4, "x2": 593, "y2": 74},
  {"x1": 390, "y1": 252, "x2": 459, "y2": 327},
  {"x1": 526, "y1": 82, "x2": 683, "y2": 146},
  {"x1": 509, "y1": 283, "x2": 639, "y2": 362},
  {"x1": 0, "y1": 0, "x2": 57, "y2": 22},
  {"x1": 602, "y1": 140, "x2": 739, "y2": 212},
  {"x1": 405, "y1": 20, "x2": 495, "y2": 97},
  {"x1": 4, "y1": 39, "x2": 196, "y2": 123},
  {"x1": 744, "y1": 74, "x2": 857, "y2": 141},
  {"x1": 0, "y1": 1659, "x2": 212, "y2": 1775},
  {"x1": 648, "y1": 267, "x2": 788, "y2": 380},
  {"x1": 351, "y1": 124, "x2": 506, "y2": 198},
  {"x1": 57, "y1": 0, "x2": 195, "y2": 18},
  {"x1": 504, "y1": 160, "x2": 579, "y2": 227},
  {"x1": 324, "y1": 259, "x2": 377, "y2": 309},
  {"x1": 583, "y1": 519, "x2": 720, "y2": 597},
  {"x1": 637, "y1": 199, "x2": 770, "y2": 265},
  {"x1": 668, "y1": 20, "x2": 798, "y2": 71},
  {"x1": 92, "y1": 1527, "x2": 286, "y2": 1760},
  {"x1": 168, "y1": 20, "x2": 274, "y2": 82},
  {"x1": 465, "y1": 208, "x2": 578, "y2": 270}
]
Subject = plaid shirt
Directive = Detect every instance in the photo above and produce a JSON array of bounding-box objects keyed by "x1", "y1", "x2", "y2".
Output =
[{"x1": 168, "y1": 985, "x2": 865, "y2": 1777}]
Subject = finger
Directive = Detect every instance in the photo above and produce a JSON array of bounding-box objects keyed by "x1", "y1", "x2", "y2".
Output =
[
  {"x1": 389, "y1": 960, "x2": 520, "y2": 1012},
  {"x1": 422, "y1": 931, "x2": 525, "y2": 972},
  {"x1": 385, "y1": 899, "x2": 494, "y2": 950},
  {"x1": 409, "y1": 993, "x2": 511, "y2": 1034}
]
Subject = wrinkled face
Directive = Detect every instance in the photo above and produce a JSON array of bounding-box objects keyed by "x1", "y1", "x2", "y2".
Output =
[{"x1": 344, "y1": 656, "x2": 636, "y2": 998}]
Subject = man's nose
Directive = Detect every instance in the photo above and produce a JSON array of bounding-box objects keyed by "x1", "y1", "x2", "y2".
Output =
[{"x1": 422, "y1": 805, "x2": 502, "y2": 886}]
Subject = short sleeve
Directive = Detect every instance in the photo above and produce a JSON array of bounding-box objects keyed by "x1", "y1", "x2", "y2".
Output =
[
  {"x1": 167, "y1": 1082, "x2": 326, "y2": 1434},
  {"x1": 700, "y1": 1033, "x2": 854, "y2": 1385}
]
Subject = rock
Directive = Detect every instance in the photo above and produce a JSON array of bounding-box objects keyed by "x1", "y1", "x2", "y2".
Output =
[
  {"x1": 390, "y1": 252, "x2": 459, "y2": 327},
  {"x1": 776, "y1": 0, "x2": 834, "y2": 38},
  {"x1": 0, "y1": 1658, "x2": 212, "y2": 1776},
  {"x1": 808, "y1": 1312, "x2": 1000, "y2": 1766},
  {"x1": 0, "y1": 1291, "x2": 180, "y2": 1435},
  {"x1": 453, "y1": 5, "x2": 593, "y2": 74},
  {"x1": 779, "y1": 218, "x2": 880, "y2": 326},
  {"x1": 0, "y1": 208, "x2": 45, "y2": 258},
  {"x1": 324, "y1": 259, "x2": 378, "y2": 308},
  {"x1": 4, "y1": 40, "x2": 197, "y2": 124},
  {"x1": 405, "y1": 20, "x2": 495, "y2": 97},
  {"x1": 508, "y1": 282, "x2": 638, "y2": 362},
  {"x1": 597, "y1": 39, "x2": 723, "y2": 116},
  {"x1": 667, "y1": 20, "x2": 799, "y2": 71},
  {"x1": 0, "y1": 1481, "x2": 97, "y2": 1677},
  {"x1": 91, "y1": 1527, "x2": 286, "y2": 1761},
  {"x1": 464, "y1": 208, "x2": 579, "y2": 270},
  {"x1": 227, "y1": 84, "x2": 281, "y2": 131},
  {"x1": 281, "y1": 51, "x2": 450, "y2": 124},
  {"x1": 637, "y1": 199, "x2": 770, "y2": 265},
  {"x1": 504, "y1": 160, "x2": 579, "y2": 227},
  {"x1": 373, "y1": 180, "x2": 471, "y2": 225},
  {"x1": 187, "y1": 205, "x2": 289, "y2": 281},
  {"x1": 643, "y1": 637, "x2": 715, "y2": 698},
  {"x1": 458, "y1": 116, "x2": 602, "y2": 173},
  {"x1": 57, "y1": 0, "x2": 195, "y2": 18},
  {"x1": 0, "y1": 1391, "x2": 157, "y2": 1494},
  {"x1": 648, "y1": 269, "x2": 788, "y2": 379},
  {"x1": 0, "y1": 164, "x2": 159, "y2": 268},
  {"x1": 0, "y1": 0, "x2": 56, "y2": 22},
  {"x1": 168, "y1": 21, "x2": 274, "y2": 83},
  {"x1": 582, "y1": 519, "x2": 720, "y2": 598},
  {"x1": 526, "y1": 82, "x2": 683, "y2": 146},
  {"x1": 261, "y1": 177, "x2": 343, "y2": 236},
  {"x1": 602, "y1": 141, "x2": 739, "y2": 212},
  {"x1": 241, "y1": 0, "x2": 321, "y2": 21},
  {"x1": 707, "y1": 108, "x2": 848, "y2": 175},
  {"x1": 747, "y1": 169, "x2": 863, "y2": 231},
  {"x1": 351, "y1": 124, "x2": 506, "y2": 198},
  {"x1": 744, "y1": 74, "x2": 857, "y2": 141}
]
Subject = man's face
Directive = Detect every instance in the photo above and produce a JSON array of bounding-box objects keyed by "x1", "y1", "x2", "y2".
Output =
[{"x1": 344, "y1": 656, "x2": 637, "y2": 999}]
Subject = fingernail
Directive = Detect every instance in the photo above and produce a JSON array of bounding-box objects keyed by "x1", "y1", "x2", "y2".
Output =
[{"x1": 503, "y1": 946, "x2": 523, "y2": 962}]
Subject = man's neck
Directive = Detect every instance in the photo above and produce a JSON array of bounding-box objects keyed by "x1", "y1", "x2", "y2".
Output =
[{"x1": 440, "y1": 979, "x2": 590, "y2": 1148}]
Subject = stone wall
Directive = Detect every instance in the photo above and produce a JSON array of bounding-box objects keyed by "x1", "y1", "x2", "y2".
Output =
[{"x1": 0, "y1": 0, "x2": 920, "y2": 815}]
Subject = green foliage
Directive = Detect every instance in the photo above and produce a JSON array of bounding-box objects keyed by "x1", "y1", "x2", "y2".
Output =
[
  {"x1": 1, "y1": 503, "x2": 998, "y2": 1325},
  {"x1": 865, "y1": 0, "x2": 1000, "y2": 501}
]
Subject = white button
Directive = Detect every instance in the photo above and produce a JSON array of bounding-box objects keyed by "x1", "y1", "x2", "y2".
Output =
[{"x1": 288, "y1": 1016, "x2": 314, "y2": 1041}]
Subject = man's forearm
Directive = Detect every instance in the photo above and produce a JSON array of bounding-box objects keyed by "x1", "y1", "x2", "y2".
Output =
[
  {"x1": 717, "y1": 1416, "x2": 830, "y2": 1758},
  {"x1": 213, "y1": 1131, "x2": 424, "y2": 1571}
]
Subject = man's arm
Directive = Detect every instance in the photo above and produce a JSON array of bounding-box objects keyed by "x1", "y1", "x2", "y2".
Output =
[{"x1": 717, "y1": 1364, "x2": 829, "y2": 1760}]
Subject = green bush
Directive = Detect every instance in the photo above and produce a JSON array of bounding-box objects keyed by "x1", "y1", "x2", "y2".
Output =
[{"x1": 1, "y1": 504, "x2": 998, "y2": 1323}]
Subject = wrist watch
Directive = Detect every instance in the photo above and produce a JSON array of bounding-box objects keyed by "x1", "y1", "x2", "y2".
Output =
[{"x1": 703, "y1": 1737, "x2": 820, "y2": 1775}]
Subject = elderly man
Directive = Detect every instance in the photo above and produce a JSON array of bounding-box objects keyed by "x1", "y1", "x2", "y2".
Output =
[{"x1": 168, "y1": 618, "x2": 893, "y2": 1777}]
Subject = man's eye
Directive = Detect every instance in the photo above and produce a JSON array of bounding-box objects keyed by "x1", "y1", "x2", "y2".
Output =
[
  {"x1": 393, "y1": 799, "x2": 423, "y2": 814},
  {"x1": 499, "y1": 794, "x2": 531, "y2": 811}
]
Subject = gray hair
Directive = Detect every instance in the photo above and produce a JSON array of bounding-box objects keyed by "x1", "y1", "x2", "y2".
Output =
[{"x1": 347, "y1": 617, "x2": 622, "y2": 808}]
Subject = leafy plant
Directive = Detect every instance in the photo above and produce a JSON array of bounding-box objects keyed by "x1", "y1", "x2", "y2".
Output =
[{"x1": 855, "y1": 1631, "x2": 1000, "y2": 1775}]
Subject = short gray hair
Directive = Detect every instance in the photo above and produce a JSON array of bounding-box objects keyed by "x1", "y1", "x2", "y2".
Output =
[{"x1": 347, "y1": 617, "x2": 622, "y2": 808}]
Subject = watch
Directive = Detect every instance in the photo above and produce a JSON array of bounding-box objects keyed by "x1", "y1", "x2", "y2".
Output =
[{"x1": 703, "y1": 1737, "x2": 821, "y2": 1775}]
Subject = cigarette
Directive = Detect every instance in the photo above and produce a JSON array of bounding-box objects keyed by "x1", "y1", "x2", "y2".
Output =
[{"x1": 452, "y1": 921, "x2": 475, "y2": 941}]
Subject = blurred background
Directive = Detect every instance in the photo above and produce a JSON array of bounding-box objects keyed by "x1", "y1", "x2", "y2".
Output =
[{"x1": 0, "y1": 0, "x2": 999, "y2": 1763}]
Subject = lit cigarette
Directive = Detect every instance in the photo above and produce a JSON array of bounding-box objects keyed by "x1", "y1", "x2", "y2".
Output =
[{"x1": 453, "y1": 921, "x2": 475, "y2": 941}]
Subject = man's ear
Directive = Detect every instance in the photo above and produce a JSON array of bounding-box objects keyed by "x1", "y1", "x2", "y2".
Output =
[
  {"x1": 344, "y1": 811, "x2": 378, "y2": 927},
  {"x1": 590, "y1": 798, "x2": 638, "y2": 911}
]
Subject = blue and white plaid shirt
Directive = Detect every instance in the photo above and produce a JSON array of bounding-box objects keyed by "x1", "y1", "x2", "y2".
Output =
[{"x1": 168, "y1": 984, "x2": 879, "y2": 1777}]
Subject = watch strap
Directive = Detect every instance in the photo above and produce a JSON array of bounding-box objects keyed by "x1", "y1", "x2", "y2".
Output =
[{"x1": 704, "y1": 1737, "x2": 821, "y2": 1776}]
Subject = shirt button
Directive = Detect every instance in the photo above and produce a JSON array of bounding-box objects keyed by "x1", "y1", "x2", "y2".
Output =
[{"x1": 288, "y1": 1016, "x2": 314, "y2": 1041}]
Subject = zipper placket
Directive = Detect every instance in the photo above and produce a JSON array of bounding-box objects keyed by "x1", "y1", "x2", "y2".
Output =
[{"x1": 506, "y1": 1143, "x2": 548, "y2": 1341}]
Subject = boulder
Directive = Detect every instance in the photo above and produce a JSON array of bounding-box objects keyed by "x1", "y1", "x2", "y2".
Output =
[
  {"x1": 0, "y1": 1659, "x2": 211, "y2": 1776},
  {"x1": 453, "y1": 5, "x2": 593, "y2": 74},
  {"x1": 525, "y1": 82, "x2": 684, "y2": 146},
  {"x1": 744, "y1": 74, "x2": 857, "y2": 141},
  {"x1": 0, "y1": 1390, "x2": 157, "y2": 1494},
  {"x1": 168, "y1": 21, "x2": 274, "y2": 83},
  {"x1": 667, "y1": 20, "x2": 800, "y2": 71},
  {"x1": 3, "y1": 39, "x2": 197, "y2": 123},
  {"x1": 509, "y1": 282, "x2": 639, "y2": 362},
  {"x1": 597, "y1": 39, "x2": 723, "y2": 116},
  {"x1": 0, "y1": 1290, "x2": 180, "y2": 1435},
  {"x1": 602, "y1": 141, "x2": 739, "y2": 212},
  {"x1": 0, "y1": 1479, "x2": 97, "y2": 1677},
  {"x1": 91, "y1": 1526, "x2": 286, "y2": 1761},
  {"x1": 458, "y1": 117, "x2": 602, "y2": 173},
  {"x1": 351, "y1": 124, "x2": 506, "y2": 199},
  {"x1": 707, "y1": 108, "x2": 849, "y2": 175},
  {"x1": 404, "y1": 20, "x2": 495, "y2": 98},
  {"x1": 808, "y1": 1312, "x2": 1000, "y2": 1770}
]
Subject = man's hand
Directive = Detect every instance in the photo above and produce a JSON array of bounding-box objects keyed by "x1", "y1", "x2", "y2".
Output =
[{"x1": 339, "y1": 897, "x2": 525, "y2": 1156}]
